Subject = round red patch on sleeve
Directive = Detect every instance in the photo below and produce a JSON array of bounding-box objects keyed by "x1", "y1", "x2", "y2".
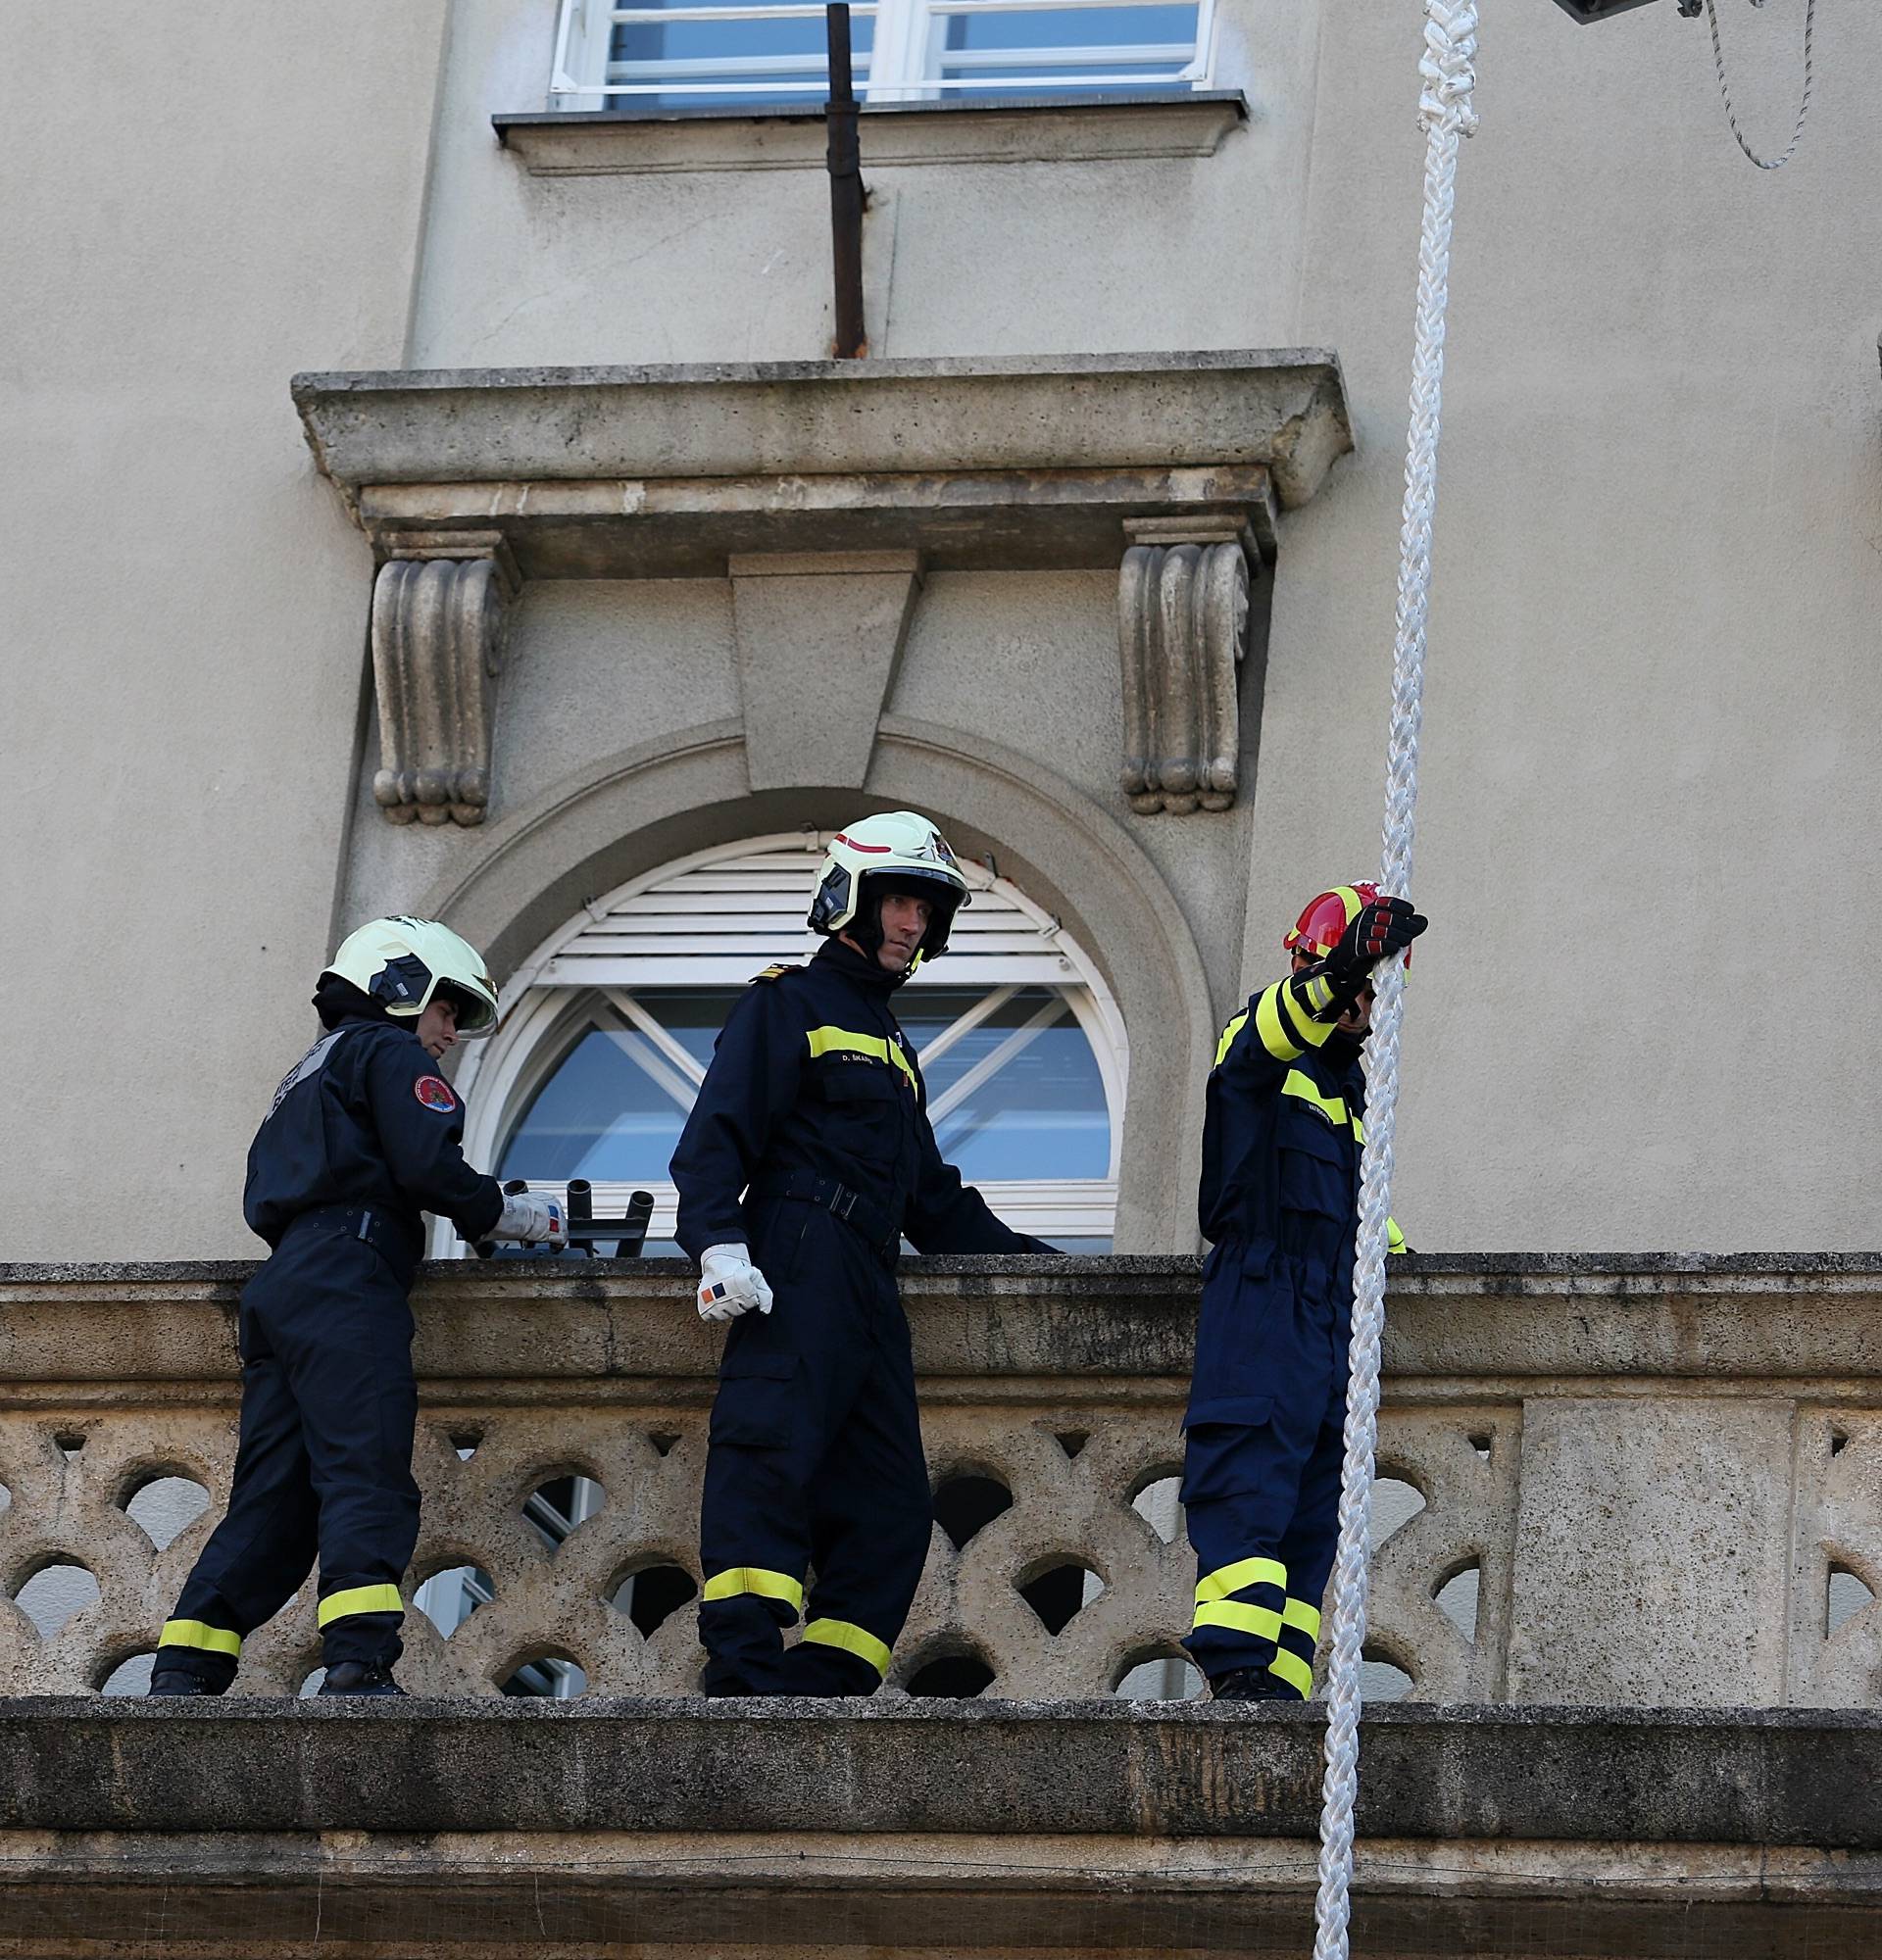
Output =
[{"x1": 414, "y1": 1075, "x2": 458, "y2": 1112}]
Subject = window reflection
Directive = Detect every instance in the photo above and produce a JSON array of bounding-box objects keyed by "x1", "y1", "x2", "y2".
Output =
[{"x1": 498, "y1": 984, "x2": 1111, "y2": 1190}]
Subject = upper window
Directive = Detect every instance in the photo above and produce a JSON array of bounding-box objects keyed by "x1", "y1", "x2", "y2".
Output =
[
  {"x1": 550, "y1": 0, "x2": 1215, "y2": 110},
  {"x1": 451, "y1": 834, "x2": 1128, "y2": 1251}
]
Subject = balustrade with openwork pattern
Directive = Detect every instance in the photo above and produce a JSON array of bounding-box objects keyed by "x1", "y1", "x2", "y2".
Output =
[{"x1": 0, "y1": 1256, "x2": 1876, "y2": 1707}]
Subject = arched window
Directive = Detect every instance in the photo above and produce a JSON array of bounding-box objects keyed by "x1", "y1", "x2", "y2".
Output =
[{"x1": 452, "y1": 833, "x2": 1128, "y2": 1251}]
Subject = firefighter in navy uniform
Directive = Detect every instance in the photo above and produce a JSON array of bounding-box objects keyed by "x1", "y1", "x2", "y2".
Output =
[
  {"x1": 1182, "y1": 885, "x2": 1426, "y2": 1702},
  {"x1": 670, "y1": 812, "x2": 1055, "y2": 1696},
  {"x1": 149, "y1": 918, "x2": 566, "y2": 1698}
]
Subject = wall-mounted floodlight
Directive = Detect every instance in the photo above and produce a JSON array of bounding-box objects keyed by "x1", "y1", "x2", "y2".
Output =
[{"x1": 1552, "y1": 0, "x2": 1688, "y2": 21}]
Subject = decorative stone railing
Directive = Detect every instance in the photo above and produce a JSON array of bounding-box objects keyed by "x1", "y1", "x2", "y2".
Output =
[{"x1": 0, "y1": 1256, "x2": 1876, "y2": 1706}]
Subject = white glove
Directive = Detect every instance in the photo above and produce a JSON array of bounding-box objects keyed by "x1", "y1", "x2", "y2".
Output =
[
  {"x1": 698, "y1": 1244, "x2": 772, "y2": 1323},
  {"x1": 492, "y1": 1192, "x2": 568, "y2": 1249}
]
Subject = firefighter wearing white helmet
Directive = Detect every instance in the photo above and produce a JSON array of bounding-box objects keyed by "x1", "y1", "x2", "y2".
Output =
[
  {"x1": 322, "y1": 915, "x2": 502, "y2": 1035},
  {"x1": 669, "y1": 811, "x2": 1054, "y2": 1697},
  {"x1": 149, "y1": 916, "x2": 563, "y2": 1702},
  {"x1": 806, "y1": 809, "x2": 971, "y2": 969}
]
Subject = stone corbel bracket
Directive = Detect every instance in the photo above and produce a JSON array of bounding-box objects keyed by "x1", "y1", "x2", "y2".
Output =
[
  {"x1": 1118, "y1": 514, "x2": 1257, "y2": 814},
  {"x1": 370, "y1": 531, "x2": 519, "y2": 827}
]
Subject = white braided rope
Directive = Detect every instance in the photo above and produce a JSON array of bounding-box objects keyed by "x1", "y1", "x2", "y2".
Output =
[{"x1": 1311, "y1": 6, "x2": 1476, "y2": 1956}]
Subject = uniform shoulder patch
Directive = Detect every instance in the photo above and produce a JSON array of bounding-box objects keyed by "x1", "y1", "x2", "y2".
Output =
[
  {"x1": 750, "y1": 963, "x2": 802, "y2": 984},
  {"x1": 413, "y1": 1074, "x2": 459, "y2": 1112}
]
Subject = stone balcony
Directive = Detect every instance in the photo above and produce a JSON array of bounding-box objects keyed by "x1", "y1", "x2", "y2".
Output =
[
  {"x1": 5, "y1": 1254, "x2": 1882, "y2": 1958},
  {"x1": 2, "y1": 1253, "x2": 1880, "y2": 1704}
]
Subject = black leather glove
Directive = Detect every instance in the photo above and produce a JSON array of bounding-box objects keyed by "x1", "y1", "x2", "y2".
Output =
[{"x1": 1324, "y1": 896, "x2": 1427, "y2": 994}]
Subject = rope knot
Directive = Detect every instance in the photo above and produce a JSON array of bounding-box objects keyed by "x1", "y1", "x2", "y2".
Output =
[{"x1": 1418, "y1": 0, "x2": 1480, "y2": 137}]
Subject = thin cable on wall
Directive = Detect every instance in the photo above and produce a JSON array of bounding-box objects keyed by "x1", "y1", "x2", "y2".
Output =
[
  {"x1": 1311, "y1": 4, "x2": 1476, "y2": 1956},
  {"x1": 1703, "y1": 0, "x2": 1815, "y2": 172}
]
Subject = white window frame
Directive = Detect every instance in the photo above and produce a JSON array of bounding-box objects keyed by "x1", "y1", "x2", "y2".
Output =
[
  {"x1": 443, "y1": 832, "x2": 1128, "y2": 1251},
  {"x1": 548, "y1": 0, "x2": 1217, "y2": 106}
]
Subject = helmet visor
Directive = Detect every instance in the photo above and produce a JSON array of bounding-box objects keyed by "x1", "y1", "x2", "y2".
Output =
[{"x1": 434, "y1": 978, "x2": 499, "y2": 1037}]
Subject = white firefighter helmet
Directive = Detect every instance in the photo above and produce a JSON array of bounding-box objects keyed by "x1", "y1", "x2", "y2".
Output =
[
  {"x1": 322, "y1": 916, "x2": 501, "y2": 1035},
  {"x1": 808, "y1": 811, "x2": 971, "y2": 964}
]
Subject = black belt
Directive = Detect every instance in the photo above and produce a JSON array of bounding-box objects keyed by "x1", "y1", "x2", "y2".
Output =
[
  {"x1": 280, "y1": 1203, "x2": 422, "y2": 1288},
  {"x1": 751, "y1": 1171, "x2": 901, "y2": 1258}
]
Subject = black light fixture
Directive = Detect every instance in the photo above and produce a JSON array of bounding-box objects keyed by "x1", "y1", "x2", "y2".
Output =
[{"x1": 1551, "y1": 0, "x2": 1682, "y2": 21}]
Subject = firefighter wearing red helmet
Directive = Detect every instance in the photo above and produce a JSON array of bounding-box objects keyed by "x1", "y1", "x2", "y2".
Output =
[{"x1": 1181, "y1": 884, "x2": 1426, "y2": 1700}]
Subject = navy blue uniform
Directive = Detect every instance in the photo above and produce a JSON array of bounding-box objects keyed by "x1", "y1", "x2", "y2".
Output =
[
  {"x1": 671, "y1": 936, "x2": 1051, "y2": 1695},
  {"x1": 1181, "y1": 970, "x2": 1376, "y2": 1698},
  {"x1": 156, "y1": 1017, "x2": 502, "y2": 1689}
]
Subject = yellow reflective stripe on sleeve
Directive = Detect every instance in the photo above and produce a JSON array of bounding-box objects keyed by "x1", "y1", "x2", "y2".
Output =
[
  {"x1": 1276, "y1": 981, "x2": 1335, "y2": 1052},
  {"x1": 702, "y1": 1566, "x2": 807, "y2": 1612},
  {"x1": 1253, "y1": 984, "x2": 1302, "y2": 1062},
  {"x1": 1213, "y1": 1011, "x2": 1248, "y2": 1069},
  {"x1": 1281, "y1": 1071, "x2": 1349, "y2": 1130},
  {"x1": 1387, "y1": 1216, "x2": 1407, "y2": 1255},
  {"x1": 805, "y1": 1026, "x2": 916, "y2": 1090},
  {"x1": 1301, "y1": 972, "x2": 1336, "y2": 1016},
  {"x1": 157, "y1": 1618, "x2": 241, "y2": 1658},
  {"x1": 801, "y1": 1617, "x2": 893, "y2": 1679},
  {"x1": 317, "y1": 1585, "x2": 404, "y2": 1627},
  {"x1": 1192, "y1": 1600, "x2": 1284, "y2": 1641},
  {"x1": 1267, "y1": 1646, "x2": 1315, "y2": 1697},
  {"x1": 1195, "y1": 1554, "x2": 1287, "y2": 1604},
  {"x1": 1282, "y1": 1596, "x2": 1322, "y2": 1642}
]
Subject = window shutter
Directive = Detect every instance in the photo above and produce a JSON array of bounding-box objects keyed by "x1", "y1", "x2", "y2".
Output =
[{"x1": 534, "y1": 838, "x2": 1079, "y2": 989}]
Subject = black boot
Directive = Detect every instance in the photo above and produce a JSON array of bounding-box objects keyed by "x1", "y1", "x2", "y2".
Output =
[
  {"x1": 1211, "y1": 1666, "x2": 1303, "y2": 1702},
  {"x1": 147, "y1": 1669, "x2": 222, "y2": 1698},
  {"x1": 318, "y1": 1661, "x2": 405, "y2": 1697}
]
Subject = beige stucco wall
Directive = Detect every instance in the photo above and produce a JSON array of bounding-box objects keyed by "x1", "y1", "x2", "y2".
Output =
[
  {"x1": 6, "y1": 0, "x2": 1879, "y2": 1256},
  {"x1": 1246, "y1": 0, "x2": 1882, "y2": 1250},
  {"x1": 0, "y1": 2, "x2": 450, "y2": 1258}
]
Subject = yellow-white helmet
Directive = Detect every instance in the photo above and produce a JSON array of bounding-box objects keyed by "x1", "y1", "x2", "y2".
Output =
[
  {"x1": 322, "y1": 916, "x2": 501, "y2": 1036},
  {"x1": 809, "y1": 811, "x2": 970, "y2": 964}
]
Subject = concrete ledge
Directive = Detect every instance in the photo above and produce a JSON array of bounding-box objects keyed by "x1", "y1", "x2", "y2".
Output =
[
  {"x1": 7, "y1": 1256, "x2": 1882, "y2": 1401},
  {"x1": 3, "y1": 1703, "x2": 1882, "y2": 1958},
  {"x1": 2, "y1": 1698, "x2": 1879, "y2": 1843},
  {"x1": 494, "y1": 93, "x2": 1250, "y2": 173}
]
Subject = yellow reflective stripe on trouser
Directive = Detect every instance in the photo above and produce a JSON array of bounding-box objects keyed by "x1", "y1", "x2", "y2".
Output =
[
  {"x1": 1193, "y1": 1600, "x2": 1283, "y2": 1641},
  {"x1": 1213, "y1": 1010, "x2": 1249, "y2": 1068},
  {"x1": 1281, "y1": 1070, "x2": 1348, "y2": 1130},
  {"x1": 1195, "y1": 1555, "x2": 1287, "y2": 1604},
  {"x1": 805, "y1": 1026, "x2": 916, "y2": 1089},
  {"x1": 158, "y1": 1618, "x2": 242, "y2": 1657},
  {"x1": 317, "y1": 1585, "x2": 405, "y2": 1628},
  {"x1": 1282, "y1": 1596, "x2": 1321, "y2": 1642},
  {"x1": 1267, "y1": 1646, "x2": 1314, "y2": 1697},
  {"x1": 801, "y1": 1617, "x2": 893, "y2": 1679},
  {"x1": 702, "y1": 1566, "x2": 807, "y2": 1613},
  {"x1": 1253, "y1": 984, "x2": 1303, "y2": 1062}
]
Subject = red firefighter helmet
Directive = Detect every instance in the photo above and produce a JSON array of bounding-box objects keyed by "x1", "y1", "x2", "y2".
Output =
[{"x1": 1284, "y1": 883, "x2": 1412, "y2": 968}]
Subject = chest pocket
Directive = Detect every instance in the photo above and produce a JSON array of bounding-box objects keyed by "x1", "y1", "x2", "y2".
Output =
[
  {"x1": 1277, "y1": 1091, "x2": 1357, "y2": 1222},
  {"x1": 815, "y1": 1061, "x2": 904, "y2": 1104}
]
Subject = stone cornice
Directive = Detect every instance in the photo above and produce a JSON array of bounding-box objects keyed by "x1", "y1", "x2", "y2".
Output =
[{"x1": 290, "y1": 352, "x2": 1351, "y2": 576}]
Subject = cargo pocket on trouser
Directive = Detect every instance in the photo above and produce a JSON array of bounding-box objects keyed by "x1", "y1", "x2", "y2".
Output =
[
  {"x1": 701, "y1": 1349, "x2": 813, "y2": 1662},
  {"x1": 709, "y1": 1350, "x2": 800, "y2": 1451}
]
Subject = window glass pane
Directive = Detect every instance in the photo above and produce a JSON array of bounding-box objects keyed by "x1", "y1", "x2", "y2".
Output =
[
  {"x1": 499, "y1": 1026, "x2": 688, "y2": 1183},
  {"x1": 498, "y1": 982, "x2": 1111, "y2": 1199},
  {"x1": 608, "y1": 12, "x2": 872, "y2": 107},
  {"x1": 940, "y1": 5, "x2": 1195, "y2": 51},
  {"x1": 904, "y1": 986, "x2": 1111, "y2": 1182}
]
